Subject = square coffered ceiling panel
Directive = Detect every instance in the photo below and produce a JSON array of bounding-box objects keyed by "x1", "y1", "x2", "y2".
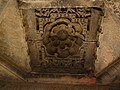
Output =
[{"x1": 20, "y1": 0, "x2": 104, "y2": 78}]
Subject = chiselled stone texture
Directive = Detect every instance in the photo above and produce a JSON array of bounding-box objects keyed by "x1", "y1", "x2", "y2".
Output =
[{"x1": 21, "y1": 0, "x2": 103, "y2": 78}]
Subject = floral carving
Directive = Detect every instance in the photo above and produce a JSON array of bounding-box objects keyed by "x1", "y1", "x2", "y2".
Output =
[
  {"x1": 43, "y1": 18, "x2": 84, "y2": 58},
  {"x1": 23, "y1": 7, "x2": 103, "y2": 75}
]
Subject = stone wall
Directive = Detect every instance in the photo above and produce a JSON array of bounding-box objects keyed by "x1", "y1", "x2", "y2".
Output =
[
  {"x1": 96, "y1": 8, "x2": 120, "y2": 73},
  {"x1": 0, "y1": 0, "x2": 30, "y2": 72}
]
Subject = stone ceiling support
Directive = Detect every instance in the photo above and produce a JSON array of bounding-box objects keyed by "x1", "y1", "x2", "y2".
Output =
[
  {"x1": 20, "y1": 0, "x2": 104, "y2": 82},
  {"x1": 97, "y1": 58, "x2": 120, "y2": 84},
  {"x1": 18, "y1": 0, "x2": 104, "y2": 9},
  {"x1": 0, "y1": 53, "x2": 26, "y2": 81}
]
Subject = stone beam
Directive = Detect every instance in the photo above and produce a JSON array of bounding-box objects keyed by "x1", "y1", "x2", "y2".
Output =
[
  {"x1": 96, "y1": 58, "x2": 120, "y2": 84},
  {"x1": 0, "y1": 53, "x2": 26, "y2": 81},
  {"x1": 18, "y1": 0, "x2": 103, "y2": 9}
]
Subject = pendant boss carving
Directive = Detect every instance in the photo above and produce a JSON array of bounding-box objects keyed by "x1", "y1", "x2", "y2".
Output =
[{"x1": 22, "y1": 7, "x2": 103, "y2": 76}]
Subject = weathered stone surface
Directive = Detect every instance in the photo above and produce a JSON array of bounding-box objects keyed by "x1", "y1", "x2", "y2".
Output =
[
  {"x1": 97, "y1": 58, "x2": 120, "y2": 84},
  {"x1": 105, "y1": 0, "x2": 120, "y2": 22},
  {"x1": 0, "y1": 0, "x2": 31, "y2": 73},
  {"x1": 21, "y1": 0, "x2": 104, "y2": 78},
  {"x1": 0, "y1": 0, "x2": 120, "y2": 85},
  {"x1": 1, "y1": 82, "x2": 109, "y2": 90},
  {"x1": 18, "y1": 0, "x2": 96, "y2": 9},
  {"x1": 0, "y1": 64, "x2": 24, "y2": 81},
  {"x1": 96, "y1": 9, "x2": 120, "y2": 72}
]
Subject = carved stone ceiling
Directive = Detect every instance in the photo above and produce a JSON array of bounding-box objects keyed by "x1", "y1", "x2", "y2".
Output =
[
  {"x1": 0, "y1": 0, "x2": 104, "y2": 82},
  {"x1": 0, "y1": 0, "x2": 120, "y2": 84},
  {"x1": 20, "y1": 0, "x2": 104, "y2": 79}
]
